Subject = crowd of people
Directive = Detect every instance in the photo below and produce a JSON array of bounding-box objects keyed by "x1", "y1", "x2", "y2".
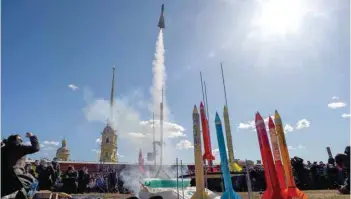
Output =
[
  {"x1": 1, "y1": 132, "x2": 350, "y2": 199},
  {"x1": 233, "y1": 153, "x2": 350, "y2": 193}
]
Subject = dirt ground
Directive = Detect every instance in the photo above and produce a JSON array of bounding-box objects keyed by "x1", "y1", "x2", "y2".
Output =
[{"x1": 73, "y1": 190, "x2": 350, "y2": 199}]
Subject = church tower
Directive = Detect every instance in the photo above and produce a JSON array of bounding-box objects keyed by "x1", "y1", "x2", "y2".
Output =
[
  {"x1": 56, "y1": 139, "x2": 70, "y2": 161},
  {"x1": 100, "y1": 67, "x2": 118, "y2": 163}
]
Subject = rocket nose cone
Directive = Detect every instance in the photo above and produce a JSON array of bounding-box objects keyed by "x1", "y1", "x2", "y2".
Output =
[
  {"x1": 274, "y1": 110, "x2": 281, "y2": 119},
  {"x1": 193, "y1": 105, "x2": 199, "y2": 114},
  {"x1": 215, "y1": 112, "x2": 221, "y2": 122},
  {"x1": 223, "y1": 105, "x2": 228, "y2": 112},
  {"x1": 200, "y1": 101, "x2": 204, "y2": 108},
  {"x1": 255, "y1": 112, "x2": 263, "y2": 121}
]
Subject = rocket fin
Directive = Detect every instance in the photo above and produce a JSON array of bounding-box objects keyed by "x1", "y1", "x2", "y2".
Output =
[{"x1": 203, "y1": 153, "x2": 215, "y2": 161}]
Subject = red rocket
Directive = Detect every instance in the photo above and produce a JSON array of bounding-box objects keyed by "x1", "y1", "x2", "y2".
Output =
[
  {"x1": 200, "y1": 102, "x2": 215, "y2": 162},
  {"x1": 255, "y1": 112, "x2": 285, "y2": 199}
]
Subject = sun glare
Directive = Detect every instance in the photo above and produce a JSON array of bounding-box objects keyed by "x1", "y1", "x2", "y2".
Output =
[{"x1": 253, "y1": 0, "x2": 306, "y2": 36}]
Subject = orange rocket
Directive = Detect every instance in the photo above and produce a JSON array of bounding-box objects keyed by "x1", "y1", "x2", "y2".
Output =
[
  {"x1": 268, "y1": 117, "x2": 286, "y2": 190},
  {"x1": 200, "y1": 102, "x2": 215, "y2": 162},
  {"x1": 274, "y1": 110, "x2": 307, "y2": 199},
  {"x1": 255, "y1": 112, "x2": 285, "y2": 199}
]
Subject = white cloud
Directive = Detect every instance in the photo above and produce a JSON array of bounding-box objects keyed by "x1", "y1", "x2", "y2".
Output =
[
  {"x1": 68, "y1": 84, "x2": 79, "y2": 91},
  {"x1": 288, "y1": 145, "x2": 306, "y2": 150},
  {"x1": 328, "y1": 102, "x2": 346, "y2": 109},
  {"x1": 237, "y1": 121, "x2": 255, "y2": 130},
  {"x1": 176, "y1": 140, "x2": 194, "y2": 150},
  {"x1": 212, "y1": 148, "x2": 220, "y2": 157},
  {"x1": 212, "y1": 148, "x2": 234, "y2": 162},
  {"x1": 43, "y1": 141, "x2": 60, "y2": 146},
  {"x1": 137, "y1": 120, "x2": 186, "y2": 139},
  {"x1": 128, "y1": 132, "x2": 147, "y2": 138},
  {"x1": 341, "y1": 113, "x2": 351, "y2": 118},
  {"x1": 328, "y1": 97, "x2": 346, "y2": 109},
  {"x1": 92, "y1": 149, "x2": 101, "y2": 154},
  {"x1": 43, "y1": 146, "x2": 57, "y2": 151},
  {"x1": 24, "y1": 142, "x2": 50, "y2": 149},
  {"x1": 296, "y1": 119, "x2": 310, "y2": 130},
  {"x1": 284, "y1": 124, "x2": 294, "y2": 133},
  {"x1": 96, "y1": 138, "x2": 102, "y2": 144},
  {"x1": 238, "y1": 116, "x2": 300, "y2": 134}
]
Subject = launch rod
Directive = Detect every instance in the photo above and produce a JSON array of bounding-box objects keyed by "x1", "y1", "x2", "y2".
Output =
[
  {"x1": 181, "y1": 160, "x2": 184, "y2": 199},
  {"x1": 160, "y1": 86, "x2": 164, "y2": 167},
  {"x1": 245, "y1": 159, "x2": 253, "y2": 199},
  {"x1": 176, "y1": 158, "x2": 179, "y2": 199},
  {"x1": 200, "y1": 72, "x2": 206, "y2": 113},
  {"x1": 153, "y1": 113, "x2": 156, "y2": 166},
  {"x1": 204, "y1": 81, "x2": 210, "y2": 123},
  {"x1": 221, "y1": 63, "x2": 228, "y2": 107}
]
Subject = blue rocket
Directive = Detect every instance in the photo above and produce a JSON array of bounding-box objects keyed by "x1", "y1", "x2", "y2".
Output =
[{"x1": 215, "y1": 113, "x2": 242, "y2": 199}]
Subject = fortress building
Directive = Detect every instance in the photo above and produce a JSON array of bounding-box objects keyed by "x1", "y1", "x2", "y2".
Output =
[
  {"x1": 56, "y1": 139, "x2": 70, "y2": 161},
  {"x1": 100, "y1": 67, "x2": 118, "y2": 163}
]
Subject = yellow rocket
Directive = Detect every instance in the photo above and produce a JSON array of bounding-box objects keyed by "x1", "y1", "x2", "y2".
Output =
[
  {"x1": 191, "y1": 105, "x2": 209, "y2": 199},
  {"x1": 223, "y1": 106, "x2": 242, "y2": 172},
  {"x1": 274, "y1": 110, "x2": 307, "y2": 199}
]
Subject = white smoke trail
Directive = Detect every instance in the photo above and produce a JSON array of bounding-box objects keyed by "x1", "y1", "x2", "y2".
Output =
[{"x1": 150, "y1": 29, "x2": 169, "y2": 121}]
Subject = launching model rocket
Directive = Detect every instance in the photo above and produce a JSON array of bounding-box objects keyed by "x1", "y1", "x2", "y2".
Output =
[
  {"x1": 274, "y1": 110, "x2": 307, "y2": 199},
  {"x1": 215, "y1": 113, "x2": 241, "y2": 199},
  {"x1": 268, "y1": 117, "x2": 286, "y2": 190},
  {"x1": 191, "y1": 106, "x2": 209, "y2": 199},
  {"x1": 200, "y1": 102, "x2": 215, "y2": 162},
  {"x1": 158, "y1": 4, "x2": 165, "y2": 29},
  {"x1": 255, "y1": 112, "x2": 284, "y2": 199}
]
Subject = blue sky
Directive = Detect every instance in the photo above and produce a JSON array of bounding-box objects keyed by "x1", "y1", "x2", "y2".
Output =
[{"x1": 2, "y1": 0, "x2": 350, "y2": 164}]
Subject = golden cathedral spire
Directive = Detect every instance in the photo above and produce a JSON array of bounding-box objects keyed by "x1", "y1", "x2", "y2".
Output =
[
  {"x1": 100, "y1": 66, "x2": 118, "y2": 163},
  {"x1": 109, "y1": 66, "x2": 116, "y2": 124}
]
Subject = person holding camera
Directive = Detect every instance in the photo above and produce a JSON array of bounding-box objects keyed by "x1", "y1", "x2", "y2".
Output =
[
  {"x1": 1, "y1": 132, "x2": 40, "y2": 199},
  {"x1": 335, "y1": 146, "x2": 350, "y2": 194}
]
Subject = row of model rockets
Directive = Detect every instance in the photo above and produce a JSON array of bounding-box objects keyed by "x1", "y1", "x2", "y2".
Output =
[{"x1": 192, "y1": 105, "x2": 309, "y2": 199}]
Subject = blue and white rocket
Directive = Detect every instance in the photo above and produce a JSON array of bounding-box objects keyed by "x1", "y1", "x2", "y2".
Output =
[{"x1": 215, "y1": 113, "x2": 242, "y2": 199}]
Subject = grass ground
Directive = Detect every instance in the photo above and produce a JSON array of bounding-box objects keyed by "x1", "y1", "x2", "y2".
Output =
[{"x1": 74, "y1": 190, "x2": 350, "y2": 199}]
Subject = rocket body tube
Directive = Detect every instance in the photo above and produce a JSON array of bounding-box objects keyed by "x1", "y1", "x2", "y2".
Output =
[
  {"x1": 255, "y1": 113, "x2": 285, "y2": 199},
  {"x1": 158, "y1": 4, "x2": 166, "y2": 29},
  {"x1": 191, "y1": 106, "x2": 208, "y2": 199},
  {"x1": 274, "y1": 110, "x2": 307, "y2": 199},
  {"x1": 268, "y1": 117, "x2": 286, "y2": 189},
  {"x1": 215, "y1": 113, "x2": 241, "y2": 199},
  {"x1": 200, "y1": 102, "x2": 215, "y2": 161},
  {"x1": 223, "y1": 106, "x2": 242, "y2": 172}
]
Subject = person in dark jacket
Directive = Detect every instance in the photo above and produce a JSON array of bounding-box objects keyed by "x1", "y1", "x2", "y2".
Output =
[
  {"x1": 1, "y1": 132, "x2": 40, "y2": 198},
  {"x1": 37, "y1": 159, "x2": 55, "y2": 191},
  {"x1": 51, "y1": 157, "x2": 60, "y2": 183},
  {"x1": 61, "y1": 165, "x2": 78, "y2": 194},
  {"x1": 336, "y1": 146, "x2": 350, "y2": 194},
  {"x1": 77, "y1": 166, "x2": 90, "y2": 193}
]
